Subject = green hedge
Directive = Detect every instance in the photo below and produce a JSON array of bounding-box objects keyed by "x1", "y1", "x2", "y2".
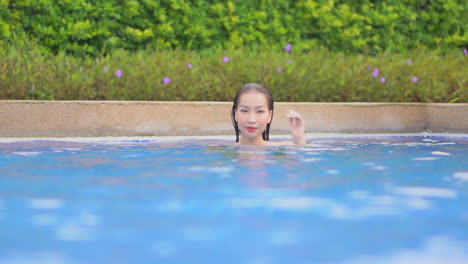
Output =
[
  {"x1": 1, "y1": 41, "x2": 466, "y2": 102},
  {"x1": 1, "y1": 0, "x2": 466, "y2": 56}
]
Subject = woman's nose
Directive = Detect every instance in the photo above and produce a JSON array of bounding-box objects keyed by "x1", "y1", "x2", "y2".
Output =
[{"x1": 248, "y1": 114, "x2": 256, "y2": 123}]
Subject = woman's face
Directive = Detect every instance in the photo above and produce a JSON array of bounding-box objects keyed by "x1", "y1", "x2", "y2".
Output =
[{"x1": 235, "y1": 91, "x2": 272, "y2": 145}]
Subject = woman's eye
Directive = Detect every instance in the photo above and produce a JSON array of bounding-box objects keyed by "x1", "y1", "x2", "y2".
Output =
[
  {"x1": 241, "y1": 109, "x2": 248, "y2": 113},
  {"x1": 257, "y1": 110, "x2": 265, "y2": 114}
]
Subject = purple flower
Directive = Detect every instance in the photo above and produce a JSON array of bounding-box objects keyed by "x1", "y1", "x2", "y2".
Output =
[
  {"x1": 285, "y1": 43, "x2": 292, "y2": 52},
  {"x1": 116, "y1": 70, "x2": 122, "y2": 78},
  {"x1": 188, "y1": 63, "x2": 193, "y2": 69},
  {"x1": 367, "y1": 66, "x2": 372, "y2": 70},
  {"x1": 223, "y1": 57, "x2": 230, "y2": 63},
  {"x1": 103, "y1": 66, "x2": 108, "y2": 73},
  {"x1": 277, "y1": 68, "x2": 283, "y2": 73},
  {"x1": 464, "y1": 48, "x2": 468, "y2": 55},
  {"x1": 163, "y1": 77, "x2": 171, "y2": 84},
  {"x1": 287, "y1": 60, "x2": 293, "y2": 64},
  {"x1": 380, "y1": 77, "x2": 386, "y2": 83},
  {"x1": 408, "y1": 60, "x2": 413, "y2": 65},
  {"x1": 372, "y1": 68, "x2": 379, "y2": 77},
  {"x1": 412, "y1": 76, "x2": 419, "y2": 83}
]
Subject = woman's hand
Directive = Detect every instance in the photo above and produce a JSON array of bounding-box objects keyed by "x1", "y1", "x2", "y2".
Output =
[{"x1": 286, "y1": 110, "x2": 306, "y2": 145}]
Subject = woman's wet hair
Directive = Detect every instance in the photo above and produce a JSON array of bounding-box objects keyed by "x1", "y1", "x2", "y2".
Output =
[{"x1": 231, "y1": 83, "x2": 274, "y2": 142}]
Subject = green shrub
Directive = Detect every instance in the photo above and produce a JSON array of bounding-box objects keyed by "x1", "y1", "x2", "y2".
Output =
[
  {"x1": 1, "y1": 40, "x2": 466, "y2": 102},
  {"x1": 1, "y1": 0, "x2": 466, "y2": 56}
]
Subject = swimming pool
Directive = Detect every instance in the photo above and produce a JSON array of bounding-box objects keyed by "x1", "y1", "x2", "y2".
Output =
[{"x1": 1, "y1": 134, "x2": 467, "y2": 264}]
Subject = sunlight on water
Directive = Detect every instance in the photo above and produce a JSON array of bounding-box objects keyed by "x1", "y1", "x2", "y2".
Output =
[
  {"x1": 56, "y1": 223, "x2": 94, "y2": 241},
  {"x1": 391, "y1": 186, "x2": 457, "y2": 198},
  {"x1": 341, "y1": 236, "x2": 468, "y2": 264},
  {"x1": 32, "y1": 214, "x2": 58, "y2": 226},
  {"x1": 454, "y1": 172, "x2": 468, "y2": 181},
  {"x1": 29, "y1": 198, "x2": 65, "y2": 210},
  {"x1": 12, "y1": 151, "x2": 43, "y2": 156}
]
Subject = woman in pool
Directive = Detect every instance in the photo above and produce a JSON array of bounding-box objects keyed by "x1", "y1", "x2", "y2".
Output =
[{"x1": 231, "y1": 83, "x2": 306, "y2": 146}]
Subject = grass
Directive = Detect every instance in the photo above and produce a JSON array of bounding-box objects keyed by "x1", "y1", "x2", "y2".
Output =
[{"x1": 0, "y1": 41, "x2": 466, "y2": 102}]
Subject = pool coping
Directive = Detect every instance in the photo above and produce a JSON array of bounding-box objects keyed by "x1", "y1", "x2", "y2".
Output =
[
  {"x1": 0, "y1": 101, "x2": 467, "y2": 136},
  {"x1": 1, "y1": 133, "x2": 467, "y2": 144}
]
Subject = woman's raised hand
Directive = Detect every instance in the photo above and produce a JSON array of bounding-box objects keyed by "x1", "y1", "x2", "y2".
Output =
[{"x1": 286, "y1": 110, "x2": 306, "y2": 145}]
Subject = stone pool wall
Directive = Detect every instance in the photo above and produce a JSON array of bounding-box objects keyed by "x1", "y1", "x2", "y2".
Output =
[{"x1": 0, "y1": 101, "x2": 467, "y2": 136}]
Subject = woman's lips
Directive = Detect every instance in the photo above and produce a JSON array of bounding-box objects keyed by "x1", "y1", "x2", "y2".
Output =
[{"x1": 246, "y1": 127, "x2": 257, "y2": 132}]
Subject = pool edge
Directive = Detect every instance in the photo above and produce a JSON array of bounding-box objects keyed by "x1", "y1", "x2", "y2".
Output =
[
  {"x1": 1, "y1": 133, "x2": 467, "y2": 144},
  {"x1": 1, "y1": 101, "x2": 467, "y2": 136}
]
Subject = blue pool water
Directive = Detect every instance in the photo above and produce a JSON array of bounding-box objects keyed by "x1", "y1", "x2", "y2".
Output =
[{"x1": 0, "y1": 135, "x2": 467, "y2": 264}]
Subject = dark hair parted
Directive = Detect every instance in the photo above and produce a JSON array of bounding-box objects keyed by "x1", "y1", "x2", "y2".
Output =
[{"x1": 231, "y1": 83, "x2": 274, "y2": 143}]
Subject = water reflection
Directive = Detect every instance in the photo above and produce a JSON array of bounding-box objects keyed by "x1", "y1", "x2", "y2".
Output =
[{"x1": 222, "y1": 146, "x2": 308, "y2": 191}]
